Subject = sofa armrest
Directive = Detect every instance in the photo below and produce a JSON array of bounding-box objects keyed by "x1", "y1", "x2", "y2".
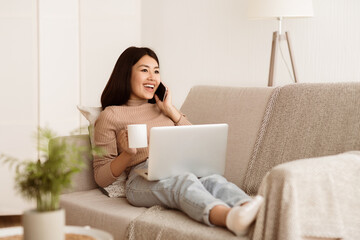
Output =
[
  {"x1": 252, "y1": 152, "x2": 360, "y2": 240},
  {"x1": 50, "y1": 134, "x2": 98, "y2": 194}
]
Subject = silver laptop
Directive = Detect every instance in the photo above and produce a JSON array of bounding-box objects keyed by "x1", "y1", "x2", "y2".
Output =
[{"x1": 135, "y1": 123, "x2": 228, "y2": 181}]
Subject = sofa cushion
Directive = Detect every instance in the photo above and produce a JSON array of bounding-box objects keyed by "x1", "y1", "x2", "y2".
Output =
[
  {"x1": 180, "y1": 85, "x2": 275, "y2": 189},
  {"x1": 60, "y1": 189, "x2": 147, "y2": 240},
  {"x1": 244, "y1": 83, "x2": 360, "y2": 195}
]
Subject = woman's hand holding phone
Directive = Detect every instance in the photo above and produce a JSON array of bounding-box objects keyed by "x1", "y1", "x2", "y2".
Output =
[
  {"x1": 154, "y1": 82, "x2": 170, "y2": 110},
  {"x1": 155, "y1": 83, "x2": 181, "y2": 123},
  {"x1": 154, "y1": 82, "x2": 167, "y2": 102}
]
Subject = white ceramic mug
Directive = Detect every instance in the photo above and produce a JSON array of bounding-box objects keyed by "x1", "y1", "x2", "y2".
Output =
[{"x1": 127, "y1": 124, "x2": 148, "y2": 148}]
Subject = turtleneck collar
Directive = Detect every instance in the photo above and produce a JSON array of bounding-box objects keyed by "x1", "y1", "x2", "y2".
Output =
[{"x1": 126, "y1": 99, "x2": 148, "y2": 106}]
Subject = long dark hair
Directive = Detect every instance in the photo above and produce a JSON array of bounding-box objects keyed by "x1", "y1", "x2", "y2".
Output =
[{"x1": 101, "y1": 46, "x2": 159, "y2": 110}]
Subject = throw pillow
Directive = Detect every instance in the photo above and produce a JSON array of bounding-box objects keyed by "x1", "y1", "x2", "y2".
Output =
[
  {"x1": 77, "y1": 105, "x2": 127, "y2": 198},
  {"x1": 77, "y1": 105, "x2": 102, "y2": 147}
]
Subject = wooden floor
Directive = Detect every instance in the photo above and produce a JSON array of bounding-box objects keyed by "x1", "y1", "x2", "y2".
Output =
[{"x1": 0, "y1": 215, "x2": 21, "y2": 228}]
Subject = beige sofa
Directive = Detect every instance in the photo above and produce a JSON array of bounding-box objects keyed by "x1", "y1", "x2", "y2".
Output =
[{"x1": 59, "y1": 83, "x2": 360, "y2": 240}]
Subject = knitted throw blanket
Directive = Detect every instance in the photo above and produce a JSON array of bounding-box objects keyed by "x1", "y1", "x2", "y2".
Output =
[
  {"x1": 244, "y1": 83, "x2": 360, "y2": 195},
  {"x1": 252, "y1": 152, "x2": 360, "y2": 240},
  {"x1": 125, "y1": 205, "x2": 246, "y2": 240}
]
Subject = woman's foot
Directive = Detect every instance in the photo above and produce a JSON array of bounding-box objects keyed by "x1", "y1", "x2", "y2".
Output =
[{"x1": 226, "y1": 195, "x2": 264, "y2": 236}]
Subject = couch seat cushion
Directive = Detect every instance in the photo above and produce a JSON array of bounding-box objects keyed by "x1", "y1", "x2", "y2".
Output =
[{"x1": 60, "y1": 189, "x2": 146, "y2": 240}]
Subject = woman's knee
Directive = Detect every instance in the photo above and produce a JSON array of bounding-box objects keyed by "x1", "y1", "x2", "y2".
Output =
[
  {"x1": 200, "y1": 174, "x2": 227, "y2": 184},
  {"x1": 176, "y1": 172, "x2": 198, "y2": 181}
]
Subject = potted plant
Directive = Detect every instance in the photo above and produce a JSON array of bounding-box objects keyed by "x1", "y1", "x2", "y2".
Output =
[{"x1": 1, "y1": 127, "x2": 101, "y2": 240}]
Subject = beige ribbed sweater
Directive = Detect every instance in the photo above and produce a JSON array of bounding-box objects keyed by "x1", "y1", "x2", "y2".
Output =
[{"x1": 93, "y1": 99, "x2": 192, "y2": 187}]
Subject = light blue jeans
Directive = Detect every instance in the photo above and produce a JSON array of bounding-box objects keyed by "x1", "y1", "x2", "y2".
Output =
[{"x1": 125, "y1": 160, "x2": 251, "y2": 226}]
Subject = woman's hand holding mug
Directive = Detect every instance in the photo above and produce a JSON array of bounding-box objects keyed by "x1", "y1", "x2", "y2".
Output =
[
  {"x1": 117, "y1": 124, "x2": 148, "y2": 156},
  {"x1": 117, "y1": 129, "x2": 137, "y2": 156}
]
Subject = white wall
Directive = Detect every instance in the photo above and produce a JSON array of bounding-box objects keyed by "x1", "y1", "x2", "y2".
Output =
[
  {"x1": 38, "y1": 0, "x2": 142, "y2": 135},
  {"x1": 141, "y1": 0, "x2": 360, "y2": 108},
  {"x1": 0, "y1": 0, "x2": 38, "y2": 215},
  {"x1": 39, "y1": 0, "x2": 80, "y2": 135},
  {"x1": 79, "y1": 0, "x2": 141, "y2": 108},
  {"x1": 0, "y1": 0, "x2": 141, "y2": 215}
]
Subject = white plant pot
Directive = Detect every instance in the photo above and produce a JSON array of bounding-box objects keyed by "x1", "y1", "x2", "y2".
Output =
[{"x1": 23, "y1": 208, "x2": 65, "y2": 240}]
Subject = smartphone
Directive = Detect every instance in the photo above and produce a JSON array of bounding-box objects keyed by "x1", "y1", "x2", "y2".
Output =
[{"x1": 149, "y1": 82, "x2": 167, "y2": 104}]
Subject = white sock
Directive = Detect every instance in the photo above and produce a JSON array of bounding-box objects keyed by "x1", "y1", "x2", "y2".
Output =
[{"x1": 226, "y1": 195, "x2": 264, "y2": 236}]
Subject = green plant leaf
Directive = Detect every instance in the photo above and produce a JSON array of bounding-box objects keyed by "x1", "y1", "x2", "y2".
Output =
[{"x1": 1, "y1": 127, "x2": 104, "y2": 212}]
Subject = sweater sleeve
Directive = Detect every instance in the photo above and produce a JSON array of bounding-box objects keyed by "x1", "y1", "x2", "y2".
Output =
[{"x1": 93, "y1": 109, "x2": 118, "y2": 187}]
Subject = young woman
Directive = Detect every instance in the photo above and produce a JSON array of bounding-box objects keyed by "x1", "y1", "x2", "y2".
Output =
[{"x1": 94, "y1": 46, "x2": 263, "y2": 236}]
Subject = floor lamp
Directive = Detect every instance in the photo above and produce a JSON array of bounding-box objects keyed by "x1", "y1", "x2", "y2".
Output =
[{"x1": 247, "y1": 0, "x2": 314, "y2": 87}]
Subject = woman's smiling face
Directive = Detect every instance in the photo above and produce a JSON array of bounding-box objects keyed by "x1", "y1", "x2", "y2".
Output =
[{"x1": 130, "y1": 55, "x2": 161, "y2": 101}]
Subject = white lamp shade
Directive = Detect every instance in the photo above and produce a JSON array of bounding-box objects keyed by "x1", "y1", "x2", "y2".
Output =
[{"x1": 248, "y1": 0, "x2": 314, "y2": 19}]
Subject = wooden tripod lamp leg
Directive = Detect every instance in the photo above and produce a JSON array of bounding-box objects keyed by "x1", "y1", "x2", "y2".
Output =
[
  {"x1": 285, "y1": 31, "x2": 298, "y2": 83},
  {"x1": 268, "y1": 31, "x2": 278, "y2": 87}
]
